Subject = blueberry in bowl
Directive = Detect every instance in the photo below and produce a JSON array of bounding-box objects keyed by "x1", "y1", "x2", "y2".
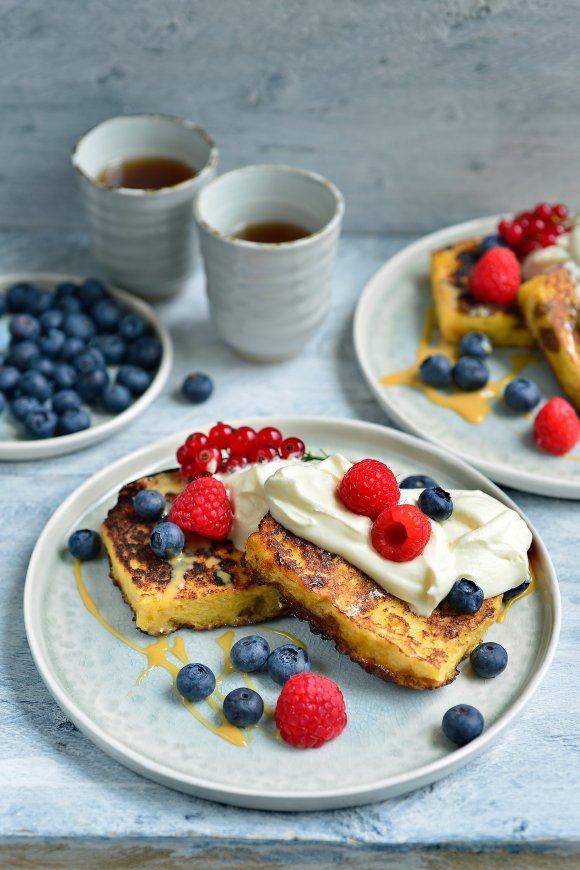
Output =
[
  {"x1": 452, "y1": 357, "x2": 489, "y2": 391},
  {"x1": 419, "y1": 354, "x2": 452, "y2": 389},
  {"x1": 68, "y1": 528, "x2": 101, "y2": 561},
  {"x1": 503, "y1": 377, "x2": 541, "y2": 413},
  {"x1": 444, "y1": 578, "x2": 484, "y2": 615},
  {"x1": 231, "y1": 635, "x2": 270, "y2": 673},
  {"x1": 400, "y1": 474, "x2": 438, "y2": 490},
  {"x1": 442, "y1": 704, "x2": 484, "y2": 747},
  {"x1": 176, "y1": 663, "x2": 216, "y2": 702},
  {"x1": 418, "y1": 486, "x2": 453, "y2": 521},
  {"x1": 470, "y1": 642, "x2": 508, "y2": 678},
  {"x1": 223, "y1": 687, "x2": 264, "y2": 727},
  {"x1": 267, "y1": 644, "x2": 310, "y2": 685}
]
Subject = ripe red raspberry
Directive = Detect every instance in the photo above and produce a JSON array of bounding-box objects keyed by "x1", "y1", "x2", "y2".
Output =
[
  {"x1": 471, "y1": 247, "x2": 521, "y2": 306},
  {"x1": 533, "y1": 397, "x2": 580, "y2": 455},
  {"x1": 338, "y1": 458, "x2": 400, "y2": 519},
  {"x1": 275, "y1": 673, "x2": 347, "y2": 748},
  {"x1": 169, "y1": 477, "x2": 233, "y2": 539},
  {"x1": 371, "y1": 503, "x2": 431, "y2": 562}
]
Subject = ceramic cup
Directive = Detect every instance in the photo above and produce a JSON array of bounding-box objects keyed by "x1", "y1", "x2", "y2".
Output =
[
  {"x1": 72, "y1": 114, "x2": 218, "y2": 300},
  {"x1": 194, "y1": 164, "x2": 344, "y2": 361}
]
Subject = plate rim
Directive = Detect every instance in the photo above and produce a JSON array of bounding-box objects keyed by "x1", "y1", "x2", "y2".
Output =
[
  {"x1": 0, "y1": 272, "x2": 173, "y2": 460},
  {"x1": 353, "y1": 215, "x2": 580, "y2": 499},
  {"x1": 24, "y1": 415, "x2": 561, "y2": 810}
]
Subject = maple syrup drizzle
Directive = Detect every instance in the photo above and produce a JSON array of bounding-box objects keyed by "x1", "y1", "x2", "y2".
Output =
[
  {"x1": 380, "y1": 309, "x2": 539, "y2": 424},
  {"x1": 496, "y1": 567, "x2": 536, "y2": 624}
]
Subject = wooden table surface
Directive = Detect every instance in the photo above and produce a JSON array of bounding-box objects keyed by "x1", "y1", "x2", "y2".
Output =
[{"x1": 1, "y1": 230, "x2": 578, "y2": 866}]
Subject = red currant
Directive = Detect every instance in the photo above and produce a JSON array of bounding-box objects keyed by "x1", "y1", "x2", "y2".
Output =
[
  {"x1": 224, "y1": 455, "x2": 248, "y2": 472},
  {"x1": 181, "y1": 461, "x2": 199, "y2": 479},
  {"x1": 518, "y1": 211, "x2": 532, "y2": 230},
  {"x1": 256, "y1": 426, "x2": 283, "y2": 448},
  {"x1": 280, "y1": 436, "x2": 306, "y2": 459},
  {"x1": 248, "y1": 445, "x2": 280, "y2": 463},
  {"x1": 229, "y1": 426, "x2": 258, "y2": 457},
  {"x1": 554, "y1": 223, "x2": 568, "y2": 236},
  {"x1": 176, "y1": 445, "x2": 189, "y2": 464},
  {"x1": 540, "y1": 233, "x2": 558, "y2": 247},
  {"x1": 552, "y1": 203, "x2": 568, "y2": 220},
  {"x1": 498, "y1": 219, "x2": 513, "y2": 240},
  {"x1": 517, "y1": 238, "x2": 541, "y2": 258},
  {"x1": 530, "y1": 217, "x2": 545, "y2": 237},
  {"x1": 194, "y1": 446, "x2": 221, "y2": 474},
  {"x1": 186, "y1": 432, "x2": 208, "y2": 449},
  {"x1": 534, "y1": 203, "x2": 552, "y2": 222},
  {"x1": 207, "y1": 421, "x2": 234, "y2": 449},
  {"x1": 505, "y1": 223, "x2": 523, "y2": 246}
]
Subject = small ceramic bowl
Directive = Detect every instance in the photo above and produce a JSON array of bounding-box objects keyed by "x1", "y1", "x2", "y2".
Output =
[
  {"x1": 72, "y1": 114, "x2": 218, "y2": 301},
  {"x1": 194, "y1": 164, "x2": 344, "y2": 362}
]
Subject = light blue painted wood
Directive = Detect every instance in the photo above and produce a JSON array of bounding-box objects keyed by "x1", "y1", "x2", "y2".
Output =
[{"x1": 0, "y1": 230, "x2": 578, "y2": 856}]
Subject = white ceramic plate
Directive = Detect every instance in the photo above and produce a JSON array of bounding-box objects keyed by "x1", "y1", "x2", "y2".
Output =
[
  {"x1": 0, "y1": 273, "x2": 172, "y2": 459},
  {"x1": 24, "y1": 416, "x2": 560, "y2": 811},
  {"x1": 354, "y1": 216, "x2": 580, "y2": 499}
]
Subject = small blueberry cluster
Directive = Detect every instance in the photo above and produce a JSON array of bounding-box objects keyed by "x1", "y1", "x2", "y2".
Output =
[{"x1": 0, "y1": 278, "x2": 161, "y2": 439}]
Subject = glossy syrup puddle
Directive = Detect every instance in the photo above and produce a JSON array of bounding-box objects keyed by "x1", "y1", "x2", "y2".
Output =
[
  {"x1": 380, "y1": 308, "x2": 539, "y2": 424},
  {"x1": 74, "y1": 560, "x2": 301, "y2": 747}
]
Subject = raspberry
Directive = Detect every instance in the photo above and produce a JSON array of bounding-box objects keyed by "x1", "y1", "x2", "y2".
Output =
[
  {"x1": 338, "y1": 458, "x2": 399, "y2": 519},
  {"x1": 169, "y1": 477, "x2": 233, "y2": 539},
  {"x1": 275, "y1": 673, "x2": 347, "y2": 748},
  {"x1": 533, "y1": 397, "x2": 580, "y2": 455},
  {"x1": 371, "y1": 503, "x2": 431, "y2": 562},
  {"x1": 471, "y1": 247, "x2": 521, "y2": 306}
]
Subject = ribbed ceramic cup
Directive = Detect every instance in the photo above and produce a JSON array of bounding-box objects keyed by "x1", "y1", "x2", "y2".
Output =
[
  {"x1": 72, "y1": 114, "x2": 218, "y2": 300},
  {"x1": 194, "y1": 165, "x2": 344, "y2": 361}
]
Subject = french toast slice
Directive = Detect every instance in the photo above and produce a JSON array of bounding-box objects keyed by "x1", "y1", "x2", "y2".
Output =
[
  {"x1": 518, "y1": 267, "x2": 580, "y2": 411},
  {"x1": 102, "y1": 469, "x2": 287, "y2": 635},
  {"x1": 246, "y1": 515, "x2": 502, "y2": 690},
  {"x1": 431, "y1": 238, "x2": 534, "y2": 347}
]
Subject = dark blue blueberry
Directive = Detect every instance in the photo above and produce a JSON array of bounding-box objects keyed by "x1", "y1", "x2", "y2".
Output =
[
  {"x1": 223, "y1": 687, "x2": 264, "y2": 727},
  {"x1": 0, "y1": 392, "x2": 5, "y2": 414},
  {"x1": 9, "y1": 314, "x2": 41, "y2": 342},
  {"x1": 267, "y1": 644, "x2": 310, "y2": 685},
  {"x1": 445, "y1": 578, "x2": 484, "y2": 615},
  {"x1": 419, "y1": 354, "x2": 452, "y2": 388},
  {"x1": 452, "y1": 357, "x2": 489, "y2": 391},
  {"x1": 181, "y1": 372, "x2": 213, "y2": 404},
  {"x1": 54, "y1": 281, "x2": 80, "y2": 301},
  {"x1": 101, "y1": 383, "x2": 132, "y2": 414},
  {"x1": 90, "y1": 333, "x2": 126, "y2": 365},
  {"x1": 470, "y1": 642, "x2": 508, "y2": 678},
  {"x1": 92, "y1": 298, "x2": 122, "y2": 333},
  {"x1": 459, "y1": 332, "x2": 492, "y2": 359},
  {"x1": 5, "y1": 283, "x2": 35, "y2": 313},
  {"x1": 127, "y1": 335, "x2": 162, "y2": 370},
  {"x1": 150, "y1": 521, "x2": 185, "y2": 559},
  {"x1": 231, "y1": 635, "x2": 270, "y2": 672},
  {"x1": 27, "y1": 288, "x2": 53, "y2": 316},
  {"x1": 0, "y1": 366, "x2": 21, "y2": 395},
  {"x1": 24, "y1": 407, "x2": 58, "y2": 439},
  {"x1": 116, "y1": 365, "x2": 151, "y2": 396},
  {"x1": 76, "y1": 368, "x2": 109, "y2": 403},
  {"x1": 52, "y1": 389, "x2": 81, "y2": 415},
  {"x1": 11, "y1": 395, "x2": 42, "y2": 421},
  {"x1": 63, "y1": 313, "x2": 96, "y2": 342},
  {"x1": 133, "y1": 488, "x2": 166, "y2": 520},
  {"x1": 418, "y1": 486, "x2": 453, "y2": 521},
  {"x1": 60, "y1": 337, "x2": 86, "y2": 362},
  {"x1": 503, "y1": 377, "x2": 541, "y2": 413},
  {"x1": 119, "y1": 313, "x2": 146, "y2": 343},
  {"x1": 480, "y1": 234, "x2": 508, "y2": 254},
  {"x1": 52, "y1": 363, "x2": 77, "y2": 390},
  {"x1": 73, "y1": 348, "x2": 106, "y2": 375},
  {"x1": 78, "y1": 278, "x2": 106, "y2": 310},
  {"x1": 68, "y1": 528, "x2": 101, "y2": 560},
  {"x1": 39, "y1": 309, "x2": 64, "y2": 332},
  {"x1": 54, "y1": 296, "x2": 83, "y2": 315},
  {"x1": 442, "y1": 704, "x2": 484, "y2": 747},
  {"x1": 400, "y1": 474, "x2": 438, "y2": 490},
  {"x1": 28, "y1": 356, "x2": 55, "y2": 380},
  {"x1": 0, "y1": 296, "x2": 4, "y2": 317},
  {"x1": 176, "y1": 663, "x2": 216, "y2": 702},
  {"x1": 19, "y1": 370, "x2": 53, "y2": 402},
  {"x1": 58, "y1": 408, "x2": 91, "y2": 435},
  {"x1": 503, "y1": 574, "x2": 531, "y2": 602},
  {"x1": 6, "y1": 340, "x2": 40, "y2": 371},
  {"x1": 39, "y1": 328, "x2": 66, "y2": 359}
]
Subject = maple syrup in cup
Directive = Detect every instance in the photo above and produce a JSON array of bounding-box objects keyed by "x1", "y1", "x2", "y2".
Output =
[
  {"x1": 72, "y1": 114, "x2": 218, "y2": 300},
  {"x1": 194, "y1": 164, "x2": 344, "y2": 362}
]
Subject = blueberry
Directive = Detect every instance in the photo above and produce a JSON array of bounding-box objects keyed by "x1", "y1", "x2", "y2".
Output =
[
  {"x1": 63, "y1": 313, "x2": 96, "y2": 342},
  {"x1": 418, "y1": 486, "x2": 453, "y2": 521},
  {"x1": 9, "y1": 314, "x2": 41, "y2": 342},
  {"x1": 55, "y1": 281, "x2": 80, "y2": 301},
  {"x1": 267, "y1": 644, "x2": 310, "y2": 685},
  {"x1": 503, "y1": 574, "x2": 531, "y2": 602},
  {"x1": 39, "y1": 328, "x2": 66, "y2": 359},
  {"x1": 400, "y1": 474, "x2": 438, "y2": 490},
  {"x1": 470, "y1": 642, "x2": 508, "y2": 678},
  {"x1": 91, "y1": 333, "x2": 126, "y2": 365},
  {"x1": 452, "y1": 357, "x2": 489, "y2": 391},
  {"x1": 0, "y1": 296, "x2": 4, "y2": 318},
  {"x1": 19, "y1": 370, "x2": 53, "y2": 402},
  {"x1": 480, "y1": 234, "x2": 508, "y2": 254},
  {"x1": 54, "y1": 296, "x2": 82, "y2": 315},
  {"x1": 442, "y1": 704, "x2": 484, "y2": 747},
  {"x1": 68, "y1": 528, "x2": 101, "y2": 560},
  {"x1": 52, "y1": 362, "x2": 77, "y2": 390},
  {"x1": 176, "y1": 663, "x2": 216, "y2": 702},
  {"x1": 127, "y1": 335, "x2": 162, "y2": 370},
  {"x1": 92, "y1": 299, "x2": 122, "y2": 333},
  {"x1": 223, "y1": 687, "x2": 264, "y2": 727},
  {"x1": 119, "y1": 313, "x2": 146, "y2": 343},
  {"x1": 504, "y1": 377, "x2": 541, "y2": 413},
  {"x1": 150, "y1": 521, "x2": 184, "y2": 559},
  {"x1": 52, "y1": 389, "x2": 81, "y2": 415},
  {"x1": 231, "y1": 635, "x2": 270, "y2": 673},
  {"x1": 27, "y1": 288, "x2": 53, "y2": 316},
  {"x1": 24, "y1": 407, "x2": 58, "y2": 439},
  {"x1": 11, "y1": 395, "x2": 41, "y2": 421},
  {"x1": 58, "y1": 408, "x2": 91, "y2": 435},
  {"x1": 28, "y1": 356, "x2": 55, "y2": 380},
  {"x1": 133, "y1": 488, "x2": 165, "y2": 520},
  {"x1": 459, "y1": 332, "x2": 492, "y2": 359},
  {"x1": 101, "y1": 383, "x2": 132, "y2": 414},
  {"x1": 5, "y1": 283, "x2": 35, "y2": 313},
  {"x1": 181, "y1": 372, "x2": 213, "y2": 404},
  {"x1": 0, "y1": 366, "x2": 21, "y2": 395},
  {"x1": 117, "y1": 365, "x2": 152, "y2": 396},
  {"x1": 445, "y1": 578, "x2": 484, "y2": 614},
  {"x1": 73, "y1": 348, "x2": 106, "y2": 375},
  {"x1": 39, "y1": 309, "x2": 64, "y2": 332},
  {"x1": 77, "y1": 368, "x2": 109, "y2": 403},
  {"x1": 0, "y1": 392, "x2": 4, "y2": 414},
  {"x1": 419, "y1": 354, "x2": 452, "y2": 388},
  {"x1": 6, "y1": 340, "x2": 39, "y2": 371},
  {"x1": 60, "y1": 336, "x2": 86, "y2": 362},
  {"x1": 78, "y1": 278, "x2": 106, "y2": 310}
]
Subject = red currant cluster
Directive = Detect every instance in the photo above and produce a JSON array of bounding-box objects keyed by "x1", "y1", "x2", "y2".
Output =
[
  {"x1": 498, "y1": 202, "x2": 569, "y2": 260},
  {"x1": 176, "y1": 422, "x2": 306, "y2": 478}
]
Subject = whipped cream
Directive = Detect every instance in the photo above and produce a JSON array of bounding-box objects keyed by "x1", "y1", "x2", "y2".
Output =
[
  {"x1": 522, "y1": 222, "x2": 580, "y2": 287},
  {"x1": 218, "y1": 455, "x2": 532, "y2": 617}
]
